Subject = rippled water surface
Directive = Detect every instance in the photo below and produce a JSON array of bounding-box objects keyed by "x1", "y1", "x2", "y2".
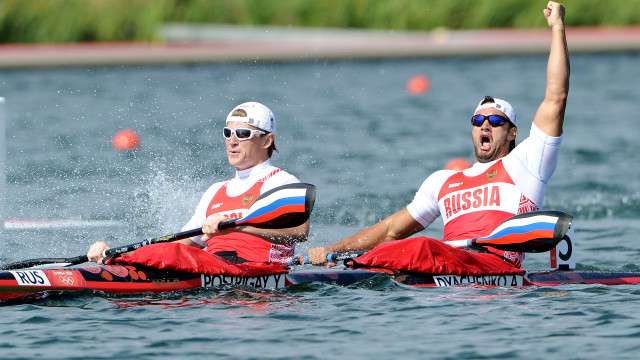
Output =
[{"x1": 1, "y1": 52, "x2": 639, "y2": 359}]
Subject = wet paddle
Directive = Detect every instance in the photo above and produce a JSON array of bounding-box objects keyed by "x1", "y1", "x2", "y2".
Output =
[
  {"x1": 296, "y1": 210, "x2": 573, "y2": 265},
  {"x1": 1, "y1": 183, "x2": 316, "y2": 270}
]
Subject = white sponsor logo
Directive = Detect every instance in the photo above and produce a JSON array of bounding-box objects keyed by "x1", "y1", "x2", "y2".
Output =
[
  {"x1": 201, "y1": 274, "x2": 285, "y2": 289},
  {"x1": 210, "y1": 203, "x2": 224, "y2": 210},
  {"x1": 448, "y1": 182, "x2": 464, "y2": 189},
  {"x1": 9, "y1": 270, "x2": 52, "y2": 287},
  {"x1": 59, "y1": 276, "x2": 75, "y2": 286},
  {"x1": 440, "y1": 183, "x2": 521, "y2": 222},
  {"x1": 433, "y1": 274, "x2": 523, "y2": 287}
]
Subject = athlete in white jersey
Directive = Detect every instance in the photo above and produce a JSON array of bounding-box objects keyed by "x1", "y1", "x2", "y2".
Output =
[
  {"x1": 308, "y1": 1, "x2": 569, "y2": 269},
  {"x1": 180, "y1": 160, "x2": 301, "y2": 266},
  {"x1": 406, "y1": 117, "x2": 562, "y2": 267},
  {"x1": 88, "y1": 102, "x2": 309, "y2": 265}
]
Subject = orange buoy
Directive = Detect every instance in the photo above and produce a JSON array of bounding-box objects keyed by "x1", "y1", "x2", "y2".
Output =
[
  {"x1": 406, "y1": 75, "x2": 431, "y2": 95},
  {"x1": 444, "y1": 158, "x2": 471, "y2": 171},
  {"x1": 111, "y1": 129, "x2": 140, "y2": 151}
]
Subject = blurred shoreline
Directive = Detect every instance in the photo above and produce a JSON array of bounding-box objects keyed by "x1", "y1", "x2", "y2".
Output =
[{"x1": 1, "y1": 25, "x2": 640, "y2": 68}]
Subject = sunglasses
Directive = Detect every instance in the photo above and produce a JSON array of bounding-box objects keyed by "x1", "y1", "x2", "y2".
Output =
[
  {"x1": 471, "y1": 114, "x2": 511, "y2": 127},
  {"x1": 223, "y1": 127, "x2": 266, "y2": 141}
]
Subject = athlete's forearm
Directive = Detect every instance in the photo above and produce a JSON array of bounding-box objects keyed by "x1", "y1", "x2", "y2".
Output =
[
  {"x1": 546, "y1": 24, "x2": 570, "y2": 107},
  {"x1": 327, "y1": 208, "x2": 424, "y2": 253},
  {"x1": 534, "y1": 3, "x2": 570, "y2": 137},
  {"x1": 326, "y1": 221, "x2": 392, "y2": 253}
]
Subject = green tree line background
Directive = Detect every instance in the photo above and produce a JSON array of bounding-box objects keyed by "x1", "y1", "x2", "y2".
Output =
[{"x1": 1, "y1": 0, "x2": 639, "y2": 44}]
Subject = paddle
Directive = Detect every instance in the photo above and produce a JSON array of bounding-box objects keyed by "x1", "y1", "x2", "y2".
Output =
[
  {"x1": 1, "y1": 183, "x2": 316, "y2": 270},
  {"x1": 293, "y1": 251, "x2": 367, "y2": 266},
  {"x1": 295, "y1": 210, "x2": 573, "y2": 265},
  {"x1": 443, "y1": 210, "x2": 573, "y2": 253}
]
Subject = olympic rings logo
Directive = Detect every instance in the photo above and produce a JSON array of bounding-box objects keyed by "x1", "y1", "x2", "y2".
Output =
[{"x1": 58, "y1": 275, "x2": 75, "y2": 286}]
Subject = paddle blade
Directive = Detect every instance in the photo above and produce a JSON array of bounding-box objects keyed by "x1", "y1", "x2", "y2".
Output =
[
  {"x1": 233, "y1": 183, "x2": 315, "y2": 229},
  {"x1": 472, "y1": 210, "x2": 573, "y2": 253}
]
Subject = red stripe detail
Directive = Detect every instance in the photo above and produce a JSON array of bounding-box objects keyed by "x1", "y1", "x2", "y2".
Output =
[
  {"x1": 477, "y1": 229, "x2": 554, "y2": 245},
  {"x1": 241, "y1": 204, "x2": 305, "y2": 224},
  {"x1": 549, "y1": 247, "x2": 558, "y2": 268},
  {"x1": 83, "y1": 279, "x2": 203, "y2": 293}
]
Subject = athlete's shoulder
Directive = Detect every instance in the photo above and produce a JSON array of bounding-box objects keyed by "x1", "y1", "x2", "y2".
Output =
[
  {"x1": 201, "y1": 180, "x2": 228, "y2": 198},
  {"x1": 412, "y1": 169, "x2": 458, "y2": 201},
  {"x1": 421, "y1": 169, "x2": 459, "y2": 187},
  {"x1": 514, "y1": 123, "x2": 563, "y2": 151},
  {"x1": 270, "y1": 166, "x2": 300, "y2": 182},
  {"x1": 263, "y1": 167, "x2": 300, "y2": 192}
]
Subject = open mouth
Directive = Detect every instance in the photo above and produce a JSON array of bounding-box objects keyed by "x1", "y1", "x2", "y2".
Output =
[{"x1": 480, "y1": 135, "x2": 491, "y2": 151}]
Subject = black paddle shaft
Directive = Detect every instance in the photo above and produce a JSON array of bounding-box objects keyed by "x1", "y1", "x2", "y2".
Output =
[{"x1": 104, "y1": 227, "x2": 205, "y2": 257}]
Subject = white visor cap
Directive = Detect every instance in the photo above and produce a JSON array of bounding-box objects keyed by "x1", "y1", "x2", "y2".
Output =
[
  {"x1": 226, "y1": 101, "x2": 276, "y2": 134},
  {"x1": 225, "y1": 101, "x2": 278, "y2": 153},
  {"x1": 474, "y1": 96, "x2": 517, "y2": 127}
]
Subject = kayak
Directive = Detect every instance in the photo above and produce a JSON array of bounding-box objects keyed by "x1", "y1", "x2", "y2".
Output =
[
  {"x1": 0, "y1": 263, "x2": 287, "y2": 304},
  {"x1": 3, "y1": 262, "x2": 640, "y2": 304},
  {"x1": 1, "y1": 210, "x2": 584, "y2": 304},
  {"x1": 286, "y1": 268, "x2": 640, "y2": 287}
]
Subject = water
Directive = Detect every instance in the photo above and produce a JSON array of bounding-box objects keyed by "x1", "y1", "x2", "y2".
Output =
[{"x1": 1, "y1": 52, "x2": 640, "y2": 359}]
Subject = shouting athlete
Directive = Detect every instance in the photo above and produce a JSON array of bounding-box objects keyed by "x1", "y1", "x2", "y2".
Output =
[
  {"x1": 88, "y1": 102, "x2": 309, "y2": 266},
  {"x1": 308, "y1": 1, "x2": 570, "y2": 271}
]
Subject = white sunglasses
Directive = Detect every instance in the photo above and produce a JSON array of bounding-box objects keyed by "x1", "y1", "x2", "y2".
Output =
[{"x1": 223, "y1": 127, "x2": 266, "y2": 141}]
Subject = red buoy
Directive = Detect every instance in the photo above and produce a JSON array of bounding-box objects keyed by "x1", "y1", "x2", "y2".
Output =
[
  {"x1": 406, "y1": 75, "x2": 431, "y2": 95},
  {"x1": 445, "y1": 158, "x2": 471, "y2": 171},
  {"x1": 111, "y1": 129, "x2": 140, "y2": 151}
]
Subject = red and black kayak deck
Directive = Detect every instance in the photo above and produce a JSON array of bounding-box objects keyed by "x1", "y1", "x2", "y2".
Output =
[{"x1": 3, "y1": 263, "x2": 640, "y2": 304}]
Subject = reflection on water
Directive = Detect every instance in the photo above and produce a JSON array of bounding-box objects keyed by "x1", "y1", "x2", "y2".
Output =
[{"x1": 108, "y1": 288, "x2": 301, "y2": 311}]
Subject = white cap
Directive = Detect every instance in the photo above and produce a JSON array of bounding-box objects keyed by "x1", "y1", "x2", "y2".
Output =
[
  {"x1": 226, "y1": 101, "x2": 278, "y2": 153},
  {"x1": 474, "y1": 96, "x2": 517, "y2": 127},
  {"x1": 226, "y1": 101, "x2": 276, "y2": 134}
]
